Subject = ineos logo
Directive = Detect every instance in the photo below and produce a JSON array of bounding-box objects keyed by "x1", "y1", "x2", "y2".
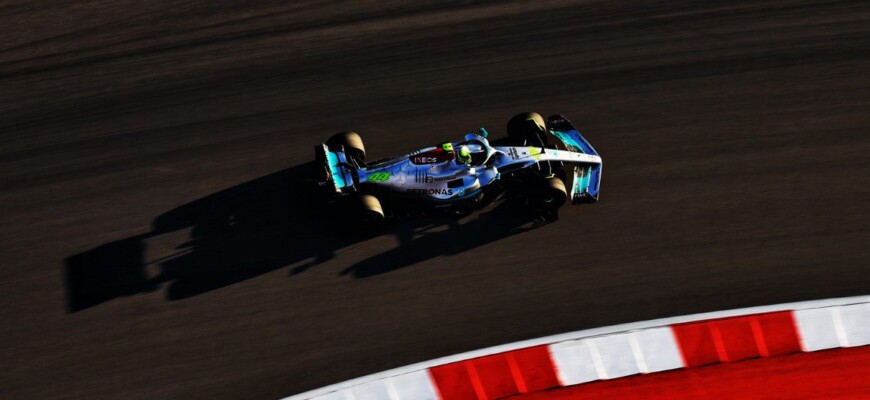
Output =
[{"x1": 412, "y1": 156, "x2": 439, "y2": 164}]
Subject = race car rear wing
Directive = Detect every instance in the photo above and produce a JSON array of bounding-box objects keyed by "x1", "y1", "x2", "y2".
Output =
[
  {"x1": 547, "y1": 115, "x2": 602, "y2": 204},
  {"x1": 314, "y1": 144, "x2": 356, "y2": 195}
]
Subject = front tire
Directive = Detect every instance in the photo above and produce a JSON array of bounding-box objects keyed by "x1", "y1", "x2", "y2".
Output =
[
  {"x1": 536, "y1": 176, "x2": 567, "y2": 212},
  {"x1": 507, "y1": 112, "x2": 548, "y2": 146}
]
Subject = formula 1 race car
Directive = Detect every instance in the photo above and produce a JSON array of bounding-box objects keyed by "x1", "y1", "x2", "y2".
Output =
[{"x1": 313, "y1": 113, "x2": 602, "y2": 228}]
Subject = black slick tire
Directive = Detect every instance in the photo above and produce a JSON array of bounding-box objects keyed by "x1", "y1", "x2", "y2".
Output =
[
  {"x1": 537, "y1": 176, "x2": 567, "y2": 212},
  {"x1": 507, "y1": 112, "x2": 548, "y2": 146},
  {"x1": 356, "y1": 194, "x2": 384, "y2": 231},
  {"x1": 326, "y1": 132, "x2": 366, "y2": 164}
]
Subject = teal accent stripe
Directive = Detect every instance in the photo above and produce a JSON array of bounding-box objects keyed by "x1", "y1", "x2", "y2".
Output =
[
  {"x1": 574, "y1": 166, "x2": 591, "y2": 194},
  {"x1": 551, "y1": 129, "x2": 599, "y2": 156}
]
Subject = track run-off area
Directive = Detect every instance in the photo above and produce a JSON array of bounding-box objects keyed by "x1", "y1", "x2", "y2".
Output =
[
  {"x1": 1, "y1": 1, "x2": 869, "y2": 399},
  {"x1": 287, "y1": 297, "x2": 870, "y2": 399}
]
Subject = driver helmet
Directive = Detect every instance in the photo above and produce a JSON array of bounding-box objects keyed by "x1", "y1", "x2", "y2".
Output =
[{"x1": 456, "y1": 145, "x2": 471, "y2": 165}]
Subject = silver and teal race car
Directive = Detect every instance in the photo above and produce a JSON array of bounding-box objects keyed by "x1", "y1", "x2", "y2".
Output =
[{"x1": 314, "y1": 113, "x2": 602, "y2": 228}]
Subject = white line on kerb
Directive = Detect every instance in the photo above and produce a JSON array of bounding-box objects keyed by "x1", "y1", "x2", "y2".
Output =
[
  {"x1": 628, "y1": 332, "x2": 649, "y2": 374},
  {"x1": 384, "y1": 377, "x2": 400, "y2": 400},
  {"x1": 832, "y1": 307, "x2": 850, "y2": 347},
  {"x1": 586, "y1": 339, "x2": 608, "y2": 380}
]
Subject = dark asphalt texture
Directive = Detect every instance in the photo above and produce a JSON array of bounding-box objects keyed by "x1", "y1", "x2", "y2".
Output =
[{"x1": 1, "y1": 1, "x2": 869, "y2": 399}]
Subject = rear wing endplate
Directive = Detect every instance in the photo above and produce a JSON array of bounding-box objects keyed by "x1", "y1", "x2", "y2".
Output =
[{"x1": 314, "y1": 144, "x2": 355, "y2": 194}]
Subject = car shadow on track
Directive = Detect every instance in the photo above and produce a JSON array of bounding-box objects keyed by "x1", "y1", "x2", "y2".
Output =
[
  {"x1": 63, "y1": 162, "x2": 546, "y2": 312},
  {"x1": 339, "y1": 200, "x2": 543, "y2": 278}
]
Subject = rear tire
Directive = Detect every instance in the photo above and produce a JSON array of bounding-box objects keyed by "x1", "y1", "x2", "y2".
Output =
[
  {"x1": 507, "y1": 112, "x2": 548, "y2": 146},
  {"x1": 326, "y1": 132, "x2": 366, "y2": 164},
  {"x1": 356, "y1": 194, "x2": 384, "y2": 231}
]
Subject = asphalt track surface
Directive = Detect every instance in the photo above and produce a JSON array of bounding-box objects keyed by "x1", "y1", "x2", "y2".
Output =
[{"x1": 1, "y1": 1, "x2": 868, "y2": 399}]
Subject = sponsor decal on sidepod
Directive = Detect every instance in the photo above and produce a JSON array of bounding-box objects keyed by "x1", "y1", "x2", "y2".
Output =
[{"x1": 407, "y1": 188, "x2": 453, "y2": 195}]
